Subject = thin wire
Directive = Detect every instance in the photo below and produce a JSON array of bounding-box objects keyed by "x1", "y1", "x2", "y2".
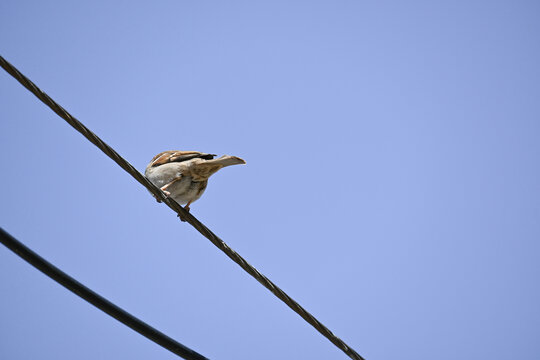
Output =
[
  {"x1": 0, "y1": 227, "x2": 209, "y2": 360},
  {"x1": 0, "y1": 55, "x2": 365, "y2": 360}
]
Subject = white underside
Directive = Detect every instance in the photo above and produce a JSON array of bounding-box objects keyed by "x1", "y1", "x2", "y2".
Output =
[{"x1": 145, "y1": 161, "x2": 206, "y2": 205}]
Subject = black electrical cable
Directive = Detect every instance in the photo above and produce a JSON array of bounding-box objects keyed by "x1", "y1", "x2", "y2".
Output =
[{"x1": 0, "y1": 227, "x2": 209, "y2": 360}]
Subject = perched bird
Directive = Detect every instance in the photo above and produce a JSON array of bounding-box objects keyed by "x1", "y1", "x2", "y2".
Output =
[{"x1": 145, "y1": 150, "x2": 245, "y2": 219}]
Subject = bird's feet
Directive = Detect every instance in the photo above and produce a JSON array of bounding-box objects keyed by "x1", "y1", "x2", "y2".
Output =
[
  {"x1": 155, "y1": 188, "x2": 171, "y2": 203},
  {"x1": 177, "y1": 204, "x2": 191, "y2": 222},
  {"x1": 160, "y1": 188, "x2": 171, "y2": 197}
]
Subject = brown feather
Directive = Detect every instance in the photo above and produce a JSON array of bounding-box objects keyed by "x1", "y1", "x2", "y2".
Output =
[
  {"x1": 149, "y1": 150, "x2": 215, "y2": 168},
  {"x1": 186, "y1": 155, "x2": 246, "y2": 181}
]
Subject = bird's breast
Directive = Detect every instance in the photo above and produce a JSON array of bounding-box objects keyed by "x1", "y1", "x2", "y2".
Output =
[
  {"x1": 167, "y1": 177, "x2": 207, "y2": 205},
  {"x1": 145, "y1": 162, "x2": 208, "y2": 205}
]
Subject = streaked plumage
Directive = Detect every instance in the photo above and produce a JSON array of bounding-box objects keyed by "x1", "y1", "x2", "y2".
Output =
[{"x1": 145, "y1": 150, "x2": 245, "y2": 218}]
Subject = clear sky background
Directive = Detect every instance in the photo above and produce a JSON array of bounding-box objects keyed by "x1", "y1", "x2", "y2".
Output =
[{"x1": 1, "y1": 1, "x2": 539, "y2": 359}]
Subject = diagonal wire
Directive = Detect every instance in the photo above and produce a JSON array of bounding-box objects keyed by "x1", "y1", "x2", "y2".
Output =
[
  {"x1": 0, "y1": 55, "x2": 365, "y2": 360},
  {"x1": 0, "y1": 227, "x2": 209, "y2": 360}
]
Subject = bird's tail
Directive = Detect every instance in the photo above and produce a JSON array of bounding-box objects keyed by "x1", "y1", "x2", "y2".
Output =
[
  {"x1": 207, "y1": 155, "x2": 246, "y2": 167},
  {"x1": 189, "y1": 155, "x2": 245, "y2": 181}
]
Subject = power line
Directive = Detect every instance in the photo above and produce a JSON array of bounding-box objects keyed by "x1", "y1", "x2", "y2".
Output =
[
  {"x1": 0, "y1": 227, "x2": 209, "y2": 360},
  {"x1": 0, "y1": 55, "x2": 365, "y2": 360}
]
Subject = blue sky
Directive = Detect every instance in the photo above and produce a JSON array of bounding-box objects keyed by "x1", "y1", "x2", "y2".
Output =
[{"x1": 1, "y1": 1, "x2": 539, "y2": 359}]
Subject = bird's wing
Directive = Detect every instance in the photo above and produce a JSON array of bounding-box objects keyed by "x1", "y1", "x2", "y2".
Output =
[{"x1": 149, "y1": 151, "x2": 216, "y2": 168}]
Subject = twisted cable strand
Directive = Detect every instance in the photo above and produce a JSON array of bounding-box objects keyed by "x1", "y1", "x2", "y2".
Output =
[{"x1": 0, "y1": 55, "x2": 365, "y2": 360}]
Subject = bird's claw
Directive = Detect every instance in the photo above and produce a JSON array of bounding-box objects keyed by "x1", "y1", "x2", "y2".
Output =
[
  {"x1": 177, "y1": 205, "x2": 190, "y2": 222},
  {"x1": 154, "y1": 189, "x2": 170, "y2": 203}
]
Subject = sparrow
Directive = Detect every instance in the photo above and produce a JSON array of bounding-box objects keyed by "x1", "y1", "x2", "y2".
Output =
[{"x1": 145, "y1": 150, "x2": 246, "y2": 219}]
